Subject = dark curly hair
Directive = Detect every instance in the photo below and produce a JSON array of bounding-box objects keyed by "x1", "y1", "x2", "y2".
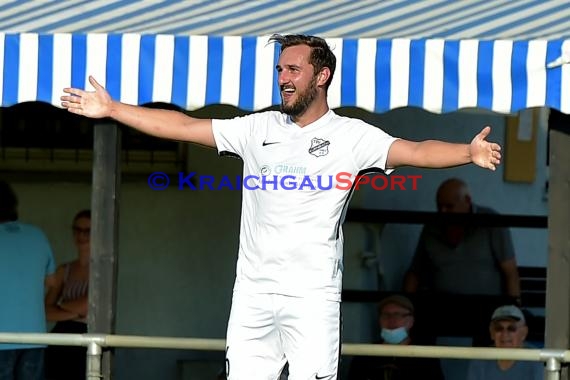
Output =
[{"x1": 269, "y1": 34, "x2": 336, "y2": 90}]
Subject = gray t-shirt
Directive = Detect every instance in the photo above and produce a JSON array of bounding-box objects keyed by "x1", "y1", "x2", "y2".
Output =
[
  {"x1": 409, "y1": 205, "x2": 515, "y2": 295},
  {"x1": 467, "y1": 359, "x2": 544, "y2": 380}
]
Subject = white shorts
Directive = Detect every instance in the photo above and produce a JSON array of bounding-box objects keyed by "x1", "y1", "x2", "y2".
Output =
[{"x1": 225, "y1": 292, "x2": 341, "y2": 380}]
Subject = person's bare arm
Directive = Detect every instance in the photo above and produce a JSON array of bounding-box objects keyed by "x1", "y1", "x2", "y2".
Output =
[
  {"x1": 44, "y1": 273, "x2": 57, "y2": 293},
  {"x1": 403, "y1": 270, "x2": 420, "y2": 293},
  {"x1": 45, "y1": 266, "x2": 80, "y2": 322},
  {"x1": 499, "y1": 257, "x2": 521, "y2": 300},
  {"x1": 386, "y1": 126, "x2": 501, "y2": 170},
  {"x1": 59, "y1": 296, "x2": 88, "y2": 318},
  {"x1": 62, "y1": 76, "x2": 215, "y2": 148}
]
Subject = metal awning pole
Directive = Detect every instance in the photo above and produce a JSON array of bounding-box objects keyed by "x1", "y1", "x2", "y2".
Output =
[
  {"x1": 86, "y1": 341, "x2": 103, "y2": 380},
  {"x1": 89, "y1": 122, "x2": 121, "y2": 379},
  {"x1": 545, "y1": 357, "x2": 562, "y2": 380}
]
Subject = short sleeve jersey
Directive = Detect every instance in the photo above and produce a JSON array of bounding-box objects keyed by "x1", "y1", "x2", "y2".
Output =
[
  {"x1": 0, "y1": 221, "x2": 56, "y2": 350},
  {"x1": 212, "y1": 110, "x2": 398, "y2": 300}
]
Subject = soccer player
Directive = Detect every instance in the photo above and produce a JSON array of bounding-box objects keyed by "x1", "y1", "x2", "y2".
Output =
[{"x1": 61, "y1": 34, "x2": 501, "y2": 380}]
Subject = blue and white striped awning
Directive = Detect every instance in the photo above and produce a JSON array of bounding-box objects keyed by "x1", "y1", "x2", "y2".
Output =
[{"x1": 1, "y1": 0, "x2": 569, "y2": 114}]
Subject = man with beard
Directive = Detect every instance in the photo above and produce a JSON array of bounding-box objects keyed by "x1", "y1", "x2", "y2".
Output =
[{"x1": 61, "y1": 34, "x2": 502, "y2": 380}]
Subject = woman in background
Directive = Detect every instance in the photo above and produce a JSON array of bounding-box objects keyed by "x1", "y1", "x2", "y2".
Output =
[{"x1": 44, "y1": 209, "x2": 90, "y2": 380}]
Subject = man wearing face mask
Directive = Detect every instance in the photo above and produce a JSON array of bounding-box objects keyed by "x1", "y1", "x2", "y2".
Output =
[{"x1": 347, "y1": 295, "x2": 444, "y2": 380}]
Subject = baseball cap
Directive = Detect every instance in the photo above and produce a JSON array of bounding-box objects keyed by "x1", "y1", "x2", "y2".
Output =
[
  {"x1": 378, "y1": 295, "x2": 414, "y2": 314},
  {"x1": 491, "y1": 305, "x2": 525, "y2": 323}
]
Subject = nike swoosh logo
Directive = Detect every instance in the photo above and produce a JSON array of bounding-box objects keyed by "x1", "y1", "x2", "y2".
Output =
[
  {"x1": 315, "y1": 375, "x2": 328, "y2": 380},
  {"x1": 262, "y1": 141, "x2": 280, "y2": 146}
]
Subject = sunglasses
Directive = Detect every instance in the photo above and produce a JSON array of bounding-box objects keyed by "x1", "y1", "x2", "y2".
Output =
[{"x1": 492, "y1": 324, "x2": 519, "y2": 333}]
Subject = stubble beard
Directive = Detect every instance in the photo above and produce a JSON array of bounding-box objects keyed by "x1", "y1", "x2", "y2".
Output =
[{"x1": 281, "y1": 76, "x2": 318, "y2": 119}]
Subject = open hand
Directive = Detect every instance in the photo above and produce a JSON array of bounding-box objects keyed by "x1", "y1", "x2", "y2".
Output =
[
  {"x1": 470, "y1": 126, "x2": 502, "y2": 170},
  {"x1": 61, "y1": 76, "x2": 112, "y2": 118}
]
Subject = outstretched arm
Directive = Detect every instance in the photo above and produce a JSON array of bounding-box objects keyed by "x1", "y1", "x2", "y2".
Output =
[
  {"x1": 386, "y1": 126, "x2": 501, "y2": 170},
  {"x1": 61, "y1": 76, "x2": 216, "y2": 148}
]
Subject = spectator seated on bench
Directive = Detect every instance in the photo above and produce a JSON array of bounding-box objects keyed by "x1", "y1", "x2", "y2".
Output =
[
  {"x1": 347, "y1": 295, "x2": 444, "y2": 380},
  {"x1": 343, "y1": 265, "x2": 546, "y2": 346}
]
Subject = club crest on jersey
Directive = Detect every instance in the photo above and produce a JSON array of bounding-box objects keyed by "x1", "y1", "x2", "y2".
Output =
[
  {"x1": 260, "y1": 165, "x2": 271, "y2": 175},
  {"x1": 308, "y1": 138, "x2": 330, "y2": 157}
]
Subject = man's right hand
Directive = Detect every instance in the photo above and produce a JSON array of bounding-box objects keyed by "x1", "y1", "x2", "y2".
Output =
[
  {"x1": 61, "y1": 75, "x2": 217, "y2": 148},
  {"x1": 61, "y1": 75, "x2": 112, "y2": 118}
]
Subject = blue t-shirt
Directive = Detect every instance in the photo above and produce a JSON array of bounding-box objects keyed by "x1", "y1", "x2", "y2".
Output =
[
  {"x1": 0, "y1": 221, "x2": 56, "y2": 350},
  {"x1": 467, "y1": 359, "x2": 544, "y2": 380}
]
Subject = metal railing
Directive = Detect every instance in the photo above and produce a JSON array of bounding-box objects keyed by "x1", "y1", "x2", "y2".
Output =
[{"x1": 1, "y1": 333, "x2": 568, "y2": 380}]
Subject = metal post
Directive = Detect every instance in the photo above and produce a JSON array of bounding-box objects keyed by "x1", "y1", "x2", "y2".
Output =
[
  {"x1": 86, "y1": 341, "x2": 103, "y2": 380},
  {"x1": 545, "y1": 114, "x2": 570, "y2": 380},
  {"x1": 545, "y1": 357, "x2": 562, "y2": 380},
  {"x1": 89, "y1": 122, "x2": 121, "y2": 379}
]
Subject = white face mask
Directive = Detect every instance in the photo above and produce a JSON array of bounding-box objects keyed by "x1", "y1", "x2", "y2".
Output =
[{"x1": 381, "y1": 327, "x2": 408, "y2": 344}]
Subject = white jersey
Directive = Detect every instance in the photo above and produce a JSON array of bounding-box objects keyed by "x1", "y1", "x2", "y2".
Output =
[{"x1": 212, "y1": 110, "x2": 397, "y2": 301}]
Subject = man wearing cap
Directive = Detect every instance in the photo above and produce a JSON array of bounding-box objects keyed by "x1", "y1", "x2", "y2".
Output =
[
  {"x1": 466, "y1": 305, "x2": 543, "y2": 380},
  {"x1": 347, "y1": 295, "x2": 444, "y2": 380}
]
